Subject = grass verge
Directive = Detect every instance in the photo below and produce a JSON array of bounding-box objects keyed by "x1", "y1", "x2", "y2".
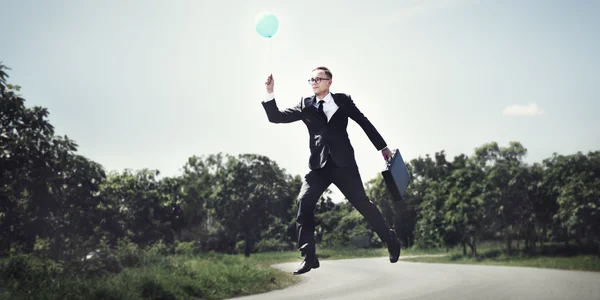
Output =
[
  {"x1": 402, "y1": 242, "x2": 600, "y2": 272},
  {"x1": 0, "y1": 252, "x2": 298, "y2": 300}
]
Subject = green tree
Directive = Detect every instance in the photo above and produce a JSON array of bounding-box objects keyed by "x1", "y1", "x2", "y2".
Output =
[
  {"x1": 545, "y1": 151, "x2": 600, "y2": 251},
  {"x1": 208, "y1": 154, "x2": 290, "y2": 256},
  {"x1": 474, "y1": 141, "x2": 533, "y2": 254},
  {"x1": 99, "y1": 169, "x2": 182, "y2": 247},
  {"x1": 442, "y1": 157, "x2": 486, "y2": 258},
  {"x1": 0, "y1": 63, "x2": 114, "y2": 261}
]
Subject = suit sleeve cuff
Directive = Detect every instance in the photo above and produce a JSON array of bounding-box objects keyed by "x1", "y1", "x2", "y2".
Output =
[{"x1": 378, "y1": 145, "x2": 388, "y2": 151}]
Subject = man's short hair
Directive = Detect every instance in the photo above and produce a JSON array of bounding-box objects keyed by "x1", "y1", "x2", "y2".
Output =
[{"x1": 313, "y1": 66, "x2": 333, "y2": 79}]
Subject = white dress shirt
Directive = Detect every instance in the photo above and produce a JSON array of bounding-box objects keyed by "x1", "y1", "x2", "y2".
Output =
[{"x1": 264, "y1": 92, "x2": 339, "y2": 122}]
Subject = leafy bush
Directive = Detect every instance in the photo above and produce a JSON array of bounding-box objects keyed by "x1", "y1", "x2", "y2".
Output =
[
  {"x1": 114, "y1": 238, "x2": 144, "y2": 267},
  {"x1": 255, "y1": 238, "x2": 291, "y2": 252},
  {"x1": 174, "y1": 241, "x2": 201, "y2": 256},
  {"x1": 0, "y1": 253, "x2": 62, "y2": 291}
]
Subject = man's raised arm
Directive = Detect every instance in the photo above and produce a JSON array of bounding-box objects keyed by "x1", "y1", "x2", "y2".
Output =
[{"x1": 261, "y1": 74, "x2": 302, "y2": 124}]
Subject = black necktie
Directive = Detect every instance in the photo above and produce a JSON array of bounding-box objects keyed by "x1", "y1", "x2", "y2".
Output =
[{"x1": 317, "y1": 100, "x2": 327, "y2": 121}]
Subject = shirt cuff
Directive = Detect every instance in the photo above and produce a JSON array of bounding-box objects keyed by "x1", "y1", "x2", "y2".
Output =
[{"x1": 263, "y1": 92, "x2": 275, "y2": 102}]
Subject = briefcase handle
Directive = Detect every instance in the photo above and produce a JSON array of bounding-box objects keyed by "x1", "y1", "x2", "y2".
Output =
[{"x1": 385, "y1": 148, "x2": 399, "y2": 167}]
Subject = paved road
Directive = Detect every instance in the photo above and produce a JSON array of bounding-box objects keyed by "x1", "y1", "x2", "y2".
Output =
[{"x1": 230, "y1": 255, "x2": 600, "y2": 300}]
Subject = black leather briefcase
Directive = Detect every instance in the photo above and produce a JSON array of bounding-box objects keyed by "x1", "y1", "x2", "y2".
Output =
[{"x1": 381, "y1": 148, "x2": 411, "y2": 202}]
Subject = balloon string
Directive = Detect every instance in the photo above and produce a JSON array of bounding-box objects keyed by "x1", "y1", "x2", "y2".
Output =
[{"x1": 269, "y1": 38, "x2": 272, "y2": 74}]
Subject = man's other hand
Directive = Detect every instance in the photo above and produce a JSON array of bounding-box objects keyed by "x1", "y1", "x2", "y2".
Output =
[
  {"x1": 381, "y1": 147, "x2": 393, "y2": 162},
  {"x1": 265, "y1": 74, "x2": 274, "y2": 93}
]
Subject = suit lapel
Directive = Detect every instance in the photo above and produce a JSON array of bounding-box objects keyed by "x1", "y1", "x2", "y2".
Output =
[
  {"x1": 330, "y1": 93, "x2": 341, "y2": 120},
  {"x1": 303, "y1": 95, "x2": 327, "y2": 125}
]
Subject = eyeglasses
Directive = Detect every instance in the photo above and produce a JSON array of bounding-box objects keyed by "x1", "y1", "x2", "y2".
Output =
[{"x1": 308, "y1": 77, "x2": 330, "y2": 85}]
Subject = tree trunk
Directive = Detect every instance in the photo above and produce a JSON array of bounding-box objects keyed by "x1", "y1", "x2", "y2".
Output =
[
  {"x1": 577, "y1": 228, "x2": 583, "y2": 248},
  {"x1": 244, "y1": 236, "x2": 252, "y2": 257},
  {"x1": 506, "y1": 236, "x2": 512, "y2": 255},
  {"x1": 54, "y1": 231, "x2": 61, "y2": 262},
  {"x1": 588, "y1": 229, "x2": 598, "y2": 254},
  {"x1": 470, "y1": 241, "x2": 478, "y2": 259},
  {"x1": 462, "y1": 242, "x2": 467, "y2": 256}
]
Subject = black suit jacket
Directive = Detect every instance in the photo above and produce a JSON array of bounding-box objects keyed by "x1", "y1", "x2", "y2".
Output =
[{"x1": 262, "y1": 92, "x2": 387, "y2": 170}]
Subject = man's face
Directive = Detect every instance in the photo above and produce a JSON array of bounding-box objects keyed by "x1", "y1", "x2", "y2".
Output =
[{"x1": 309, "y1": 70, "x2": 331, "y2": 94}]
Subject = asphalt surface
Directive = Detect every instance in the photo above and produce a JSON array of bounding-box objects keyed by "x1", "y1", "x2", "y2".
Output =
[{"x1": 229, "y1": 255, "x2": 600, "y2": 300}]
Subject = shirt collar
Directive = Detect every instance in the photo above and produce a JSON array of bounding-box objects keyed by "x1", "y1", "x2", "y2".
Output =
[{"x1": 316, "y1": 92, "x2": 333, "y2": 103}]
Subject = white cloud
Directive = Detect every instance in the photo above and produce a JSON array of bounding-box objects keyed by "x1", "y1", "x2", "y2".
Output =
[{"x1": 502, "y1": 103, "x2": 545, "y2": 116}]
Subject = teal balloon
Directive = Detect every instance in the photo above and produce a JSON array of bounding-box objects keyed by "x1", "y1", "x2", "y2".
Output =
[{"x1": 255, "y1": 12, "x2": 278, "y2": 38}]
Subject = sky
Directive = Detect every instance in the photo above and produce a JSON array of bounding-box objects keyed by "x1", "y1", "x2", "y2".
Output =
[{"x1": 2, "y1": 0, "x2": 599, "y2": 203}]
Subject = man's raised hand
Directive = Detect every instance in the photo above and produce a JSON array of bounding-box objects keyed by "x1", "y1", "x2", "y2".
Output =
[{"x1": 265, "y1": 74, "x2": 274, "y2": 93}]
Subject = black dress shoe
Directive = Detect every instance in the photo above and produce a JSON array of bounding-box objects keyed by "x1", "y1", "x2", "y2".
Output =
[
  {"x1": 293, "y1": 254, "x2": 319, "y2": 275},
  {"x1": 387, "y1": 229, "x2": 401, "y2": 263},
  {"x1": 293, "y1": 243, "x2": 320, "y2": 275}
]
